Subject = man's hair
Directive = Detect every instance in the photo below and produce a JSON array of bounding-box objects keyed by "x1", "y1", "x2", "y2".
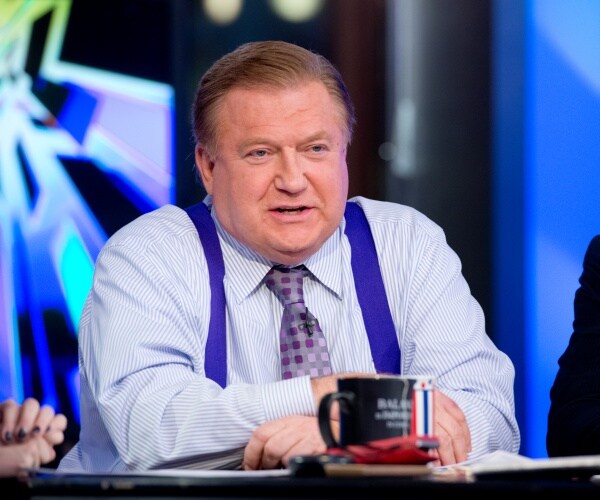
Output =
[{"x1": 191, "y1": 40, "x2": 356, "y2": 156}]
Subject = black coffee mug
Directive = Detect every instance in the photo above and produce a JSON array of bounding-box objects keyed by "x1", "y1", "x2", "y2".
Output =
[{"x1": 318, "y1": 376, "x2": 434, "y2": 448}]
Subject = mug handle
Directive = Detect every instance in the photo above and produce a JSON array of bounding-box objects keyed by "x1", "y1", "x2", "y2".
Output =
[{"x1": 318, "y1": 391, "x2": 355, "y2": 448}]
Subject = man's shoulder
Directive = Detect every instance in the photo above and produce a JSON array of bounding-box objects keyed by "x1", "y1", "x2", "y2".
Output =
[
  {"x1": 348, "y1": 196, "x2": 442, "y2": 237},
  {"x1": 103, "y1": 204, "x2": 195, "y2": 250}
]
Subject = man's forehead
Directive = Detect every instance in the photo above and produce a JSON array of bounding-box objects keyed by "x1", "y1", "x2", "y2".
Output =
[{"x1": 221, "y1": 83, "x2": 345, "y2": 123}]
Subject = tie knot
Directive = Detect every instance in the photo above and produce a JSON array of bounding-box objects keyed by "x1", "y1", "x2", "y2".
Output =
[{"x1": 265, "y1": 265, "x2": 307, "y2": 306}]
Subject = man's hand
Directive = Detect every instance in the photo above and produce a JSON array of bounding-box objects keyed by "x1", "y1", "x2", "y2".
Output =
[
  {"x1": 243, "y1": 415, "x2": 331, "y2": 470},
  {"x1": 429, "y1": 390, "x2": 471, "y2": 465}
]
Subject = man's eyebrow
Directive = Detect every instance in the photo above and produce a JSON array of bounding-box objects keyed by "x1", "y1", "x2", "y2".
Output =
[
  {"x1": 302, "y1": 131, "x2": 332, "y2": 142},
  {"x1": 238, "y1": 137, "x2": 274, "y2": 150},
  {"x1": 238, "y1": 131, "x2": 333, "y2": 150}
]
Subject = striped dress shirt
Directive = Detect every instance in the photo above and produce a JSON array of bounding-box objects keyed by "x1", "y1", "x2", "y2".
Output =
[{"x1": 58, "y1": 196, "x2": 520, "y2": 472}]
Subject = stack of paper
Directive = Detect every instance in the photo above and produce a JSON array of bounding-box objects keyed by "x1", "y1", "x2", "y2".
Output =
[{"x1": 434, "y1": 450, "x2": 600, "y2": 480}]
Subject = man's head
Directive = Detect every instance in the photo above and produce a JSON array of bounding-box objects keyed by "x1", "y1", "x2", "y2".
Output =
[
  {"x1": 193, "y1": 41, "x2": 355, "y2": 266},
  {"x1": 192, "y1": 40, "x2": 355, "y2": 156}
]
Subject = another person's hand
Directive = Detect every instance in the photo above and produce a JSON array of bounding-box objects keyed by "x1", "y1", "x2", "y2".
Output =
[
  {"x1": 243, "y1": 415, "x2": 333, "y2": 470},
  {"x1": 429, "y1": 390, "x2": 471, "y2": 465},
  {"x1": 0, "y1": 437, "x2": 59, "y2": 478},
  {"x1": 1, "y1": 397, "x2": 67, "y2": 447},
  {"x1": 0, "y1": 398, "x2": 68, "y2": 477}
]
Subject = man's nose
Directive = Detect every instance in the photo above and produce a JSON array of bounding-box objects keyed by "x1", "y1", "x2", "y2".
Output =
[{"x1": 274, "y1": 151, "x2": 308, "y2": 192}]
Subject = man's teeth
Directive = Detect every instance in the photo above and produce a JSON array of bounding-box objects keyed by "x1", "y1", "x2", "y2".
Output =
[{"x1": 277, "y1": 207, "x2": 305, "y2": 213}]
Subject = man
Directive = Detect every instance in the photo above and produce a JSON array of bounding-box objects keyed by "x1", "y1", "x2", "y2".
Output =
[
  {"x1": 0, "y1": 398, "x2": 67, "y2": 477},
  {"x1": 59, "y1": 41, "x2": 519, "y2": 472},
  {"x1": 547, "y1": 235, "x2": 600, "y2": 456}
]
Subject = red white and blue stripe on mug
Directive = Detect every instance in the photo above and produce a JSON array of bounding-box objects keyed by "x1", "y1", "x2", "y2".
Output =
[{"x1": 411, "y1": 377, "x2": 434, "y2": 437}]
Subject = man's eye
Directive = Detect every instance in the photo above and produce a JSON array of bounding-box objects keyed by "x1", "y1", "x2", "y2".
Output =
[
  {"x1": 250, "y1": 150, "x2": 268, "y2": 158},
  {"x1": 310, "y1": 145, "x2": 325, "y2": 153}
]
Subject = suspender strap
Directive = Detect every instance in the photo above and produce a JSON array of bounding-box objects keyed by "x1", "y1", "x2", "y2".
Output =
[
  {"x1": 343, "y1": 202, "x2": 400, "y2": 374},
  {"x1": 184, "y1": 202, "x2": 227, "y2": 387},
  {"x1": 185, "y1": 200, "x2": 400, "y2": 386}
]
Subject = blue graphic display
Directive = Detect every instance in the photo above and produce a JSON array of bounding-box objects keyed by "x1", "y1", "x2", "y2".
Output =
[
  {"x1": 0, "y1": 0, "x2": 175, "y2": 431},
  {"x1": 494, "y1": 0, "x2": 600, "y2": 457}
]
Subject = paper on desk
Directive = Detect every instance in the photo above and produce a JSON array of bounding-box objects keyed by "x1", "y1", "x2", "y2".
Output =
[
  {"x1": 30, "y1": 466, "x2": 290, "y2": 478},
  {"x1": 30, "y1": 446, "x2": 289, "y2": 478},
  {"x1": 433, "y1": 450, "x2": 600, "y2": 476}
]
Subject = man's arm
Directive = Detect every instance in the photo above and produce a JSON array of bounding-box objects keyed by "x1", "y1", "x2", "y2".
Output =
[
  {"x1": 79, "y1": 213, "x2": 317, "y2": 470},
  {"x1": 401, "y1": 227, "x2": 519, "y2": 460}
]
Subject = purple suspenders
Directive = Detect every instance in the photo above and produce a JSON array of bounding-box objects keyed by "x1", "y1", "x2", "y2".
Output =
[
  {"x1": 185, "y1": 202, "x2": 227, "y2": 387},
  {"x1": 185, "y1": 202, "x2": 400, "y2": 387},
  {"x1": 343, "y1": 202, "x2": 400, "y2": 375}
]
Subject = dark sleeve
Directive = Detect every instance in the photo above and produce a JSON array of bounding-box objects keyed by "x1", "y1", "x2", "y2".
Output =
[{"x1": 547, "y1": 235, "x2": 600, "y2": 456}]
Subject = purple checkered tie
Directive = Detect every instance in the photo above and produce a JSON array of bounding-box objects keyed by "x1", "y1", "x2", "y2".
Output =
[{"x1": 265, "y1": 266, "x2": 332, "y2": 379}]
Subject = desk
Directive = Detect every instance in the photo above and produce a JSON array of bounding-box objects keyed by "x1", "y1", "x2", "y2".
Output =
[{"x1": 5, "y1": 472, "x2": 600, "y2": 499}]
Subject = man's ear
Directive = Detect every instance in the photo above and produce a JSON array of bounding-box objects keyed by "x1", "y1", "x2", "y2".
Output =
[{"x1": 195, "y1": 145, "x2": 215, "y2": 195}]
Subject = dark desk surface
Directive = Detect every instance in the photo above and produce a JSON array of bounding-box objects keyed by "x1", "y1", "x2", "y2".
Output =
[{"x1": 5, "y1": 471, "x2": 600, "y2": 499}]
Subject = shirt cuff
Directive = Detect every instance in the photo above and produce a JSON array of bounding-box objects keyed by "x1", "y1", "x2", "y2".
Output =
[{"x1": 260, "y1": 376, "x2": 316, "y2": 421}]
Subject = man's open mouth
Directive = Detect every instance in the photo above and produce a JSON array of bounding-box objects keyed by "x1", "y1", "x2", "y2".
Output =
[{"x1": 276, "y1": 207, "x2": 307, "y2": 213}]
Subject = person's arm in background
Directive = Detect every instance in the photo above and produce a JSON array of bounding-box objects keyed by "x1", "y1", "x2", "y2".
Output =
[
  {"x1": 0, "y1": 398, "x2": 67, "y2": 477},
  {"x1": 547, "y1": 235, "x2": 600, "y2": 456}
]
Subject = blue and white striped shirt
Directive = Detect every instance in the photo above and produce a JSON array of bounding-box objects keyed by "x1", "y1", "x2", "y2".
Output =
[{"x1": 59, "y1": 196, "x2": 520, "y2": 472}]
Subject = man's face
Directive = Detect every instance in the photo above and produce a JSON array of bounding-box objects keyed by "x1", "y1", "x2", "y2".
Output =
[{"x1": 196, "y1": 81, "x2": 349, "y2": 266}]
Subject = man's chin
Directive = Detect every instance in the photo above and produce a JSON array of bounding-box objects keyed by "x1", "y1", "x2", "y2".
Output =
[{"x1": 266, "y1": 243, "x2": 316, "y2": 266}]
